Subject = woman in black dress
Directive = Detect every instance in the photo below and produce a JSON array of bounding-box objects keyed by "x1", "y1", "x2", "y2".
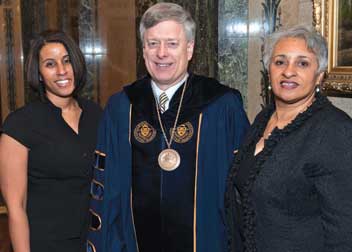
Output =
[
  {"x1": 226, "y1": 26, "x2": 352, "y2": 252},
  {"x1": 0, "y1": 31, "x2": 102, "y2": 252}
]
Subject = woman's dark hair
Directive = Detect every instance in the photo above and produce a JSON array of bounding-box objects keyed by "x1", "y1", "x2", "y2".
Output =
[{"x1": 25, "y1": 30, "x2": 87, "y2": 100}]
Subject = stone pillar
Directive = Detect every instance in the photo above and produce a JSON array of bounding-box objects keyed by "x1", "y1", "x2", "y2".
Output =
[{"x1": 218, "y1": 0, "x2": 249, "y2": 108}]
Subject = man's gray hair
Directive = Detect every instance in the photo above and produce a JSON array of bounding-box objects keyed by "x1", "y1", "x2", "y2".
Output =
[
  {"x1": 263, "y1": 26, "x2": 328, "y2": 73},
  {"x1": 139, "y1": 2, "x2": 196, "y2": 43}
]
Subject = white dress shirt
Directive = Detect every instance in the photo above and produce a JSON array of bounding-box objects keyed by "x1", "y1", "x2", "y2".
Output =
[{"x1": 151, "y1": 74, "x2": 188, "y2": 112}]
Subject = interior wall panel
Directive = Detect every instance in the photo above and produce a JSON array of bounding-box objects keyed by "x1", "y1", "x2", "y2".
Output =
[{"x1": 0, "y1": 0, "x2": 24, "y2": 124}]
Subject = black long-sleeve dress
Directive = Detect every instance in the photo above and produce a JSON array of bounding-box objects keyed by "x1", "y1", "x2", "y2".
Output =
[
  {"x1": 226, "y1": 93, "x2": 352, "y2": 252},
  {"x1": 2, "y1": 98, "x2": 102, "y2": 252}
]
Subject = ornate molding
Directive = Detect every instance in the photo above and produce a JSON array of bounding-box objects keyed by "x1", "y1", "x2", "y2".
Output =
[{"x1": 312, "y1": 0, "x2": 322, "y2": 32}]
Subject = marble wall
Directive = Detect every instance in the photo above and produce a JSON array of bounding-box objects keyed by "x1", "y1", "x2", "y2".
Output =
[
  {"x1": 79, "y1": 0, "x2": 98, "y2": 102},
  {"x1": 218, "y1": 0, "x2": 248, "y2": 108}
]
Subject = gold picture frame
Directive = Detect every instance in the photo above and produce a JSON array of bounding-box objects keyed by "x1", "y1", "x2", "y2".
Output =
[{"x1": 313, "y1": 0, "x2": 352, "y2": 96}]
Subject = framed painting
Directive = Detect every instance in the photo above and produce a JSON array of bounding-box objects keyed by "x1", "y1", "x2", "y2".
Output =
[{"x1": 313, "y1": 0, "x2": 352, "y2": 96}]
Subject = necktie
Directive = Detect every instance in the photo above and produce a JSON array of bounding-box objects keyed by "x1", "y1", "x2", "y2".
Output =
[{"x1": 159, "y1": 92, "x2": 168, "y2": 113}]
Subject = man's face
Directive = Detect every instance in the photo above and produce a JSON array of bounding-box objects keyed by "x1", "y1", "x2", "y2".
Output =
[{"x1": 143, "y1": 20, "x2": 194, "y2": 90}]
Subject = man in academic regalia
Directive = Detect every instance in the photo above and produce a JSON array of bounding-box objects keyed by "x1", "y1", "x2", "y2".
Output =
[{"x1": 87, "y1": 3, "x2": 249, "y2": 252}]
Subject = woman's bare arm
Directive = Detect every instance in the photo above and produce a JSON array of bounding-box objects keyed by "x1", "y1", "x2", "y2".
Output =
[{"x1": 0, "y1": 134, "x2": 30, "y2": 252}]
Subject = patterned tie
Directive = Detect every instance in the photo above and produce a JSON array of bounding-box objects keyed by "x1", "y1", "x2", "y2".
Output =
[{"x1": 159, "y1": 92, "x2": 168, "y2": 113}]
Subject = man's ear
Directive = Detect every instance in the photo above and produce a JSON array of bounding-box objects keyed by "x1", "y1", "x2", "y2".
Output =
[{"x1": 187, "y1": 40, "x2": 195, "y2": 60}]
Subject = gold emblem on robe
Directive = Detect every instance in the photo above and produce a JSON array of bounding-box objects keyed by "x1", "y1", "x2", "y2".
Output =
[
  {"x1": 134, "y1": 121, "x2": 156, "y2": 143},
  {"x1": 171, "y1": 122, "x2": 194, "y2": 143}
]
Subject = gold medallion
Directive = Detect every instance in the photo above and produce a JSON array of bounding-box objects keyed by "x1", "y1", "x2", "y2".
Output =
[
  {"x1": 158, "y1": 148, "x2": 181, "y2": 171},
  {"x1": 134, "y1": 121, "x2": 156, "y2": 143}
]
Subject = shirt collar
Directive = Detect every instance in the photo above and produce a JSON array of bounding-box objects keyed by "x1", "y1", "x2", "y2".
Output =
[{"x1": 151, "y1": 73, "x2": 188, "y2": 103}]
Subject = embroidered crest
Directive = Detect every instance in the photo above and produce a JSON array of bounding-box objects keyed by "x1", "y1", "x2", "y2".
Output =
[
  {"x1": 171, "y1": 122, "x2": 194, "y2": 143},
  {"x1": 134, "y1": 121, "x2": 156, "y2": 143}
]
